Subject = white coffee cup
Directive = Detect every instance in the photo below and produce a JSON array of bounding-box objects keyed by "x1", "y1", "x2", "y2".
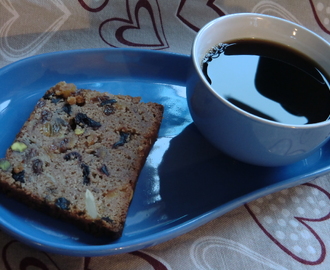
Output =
[{"x1": 186, "y1": 13, "x2": 330, "y2": 166}]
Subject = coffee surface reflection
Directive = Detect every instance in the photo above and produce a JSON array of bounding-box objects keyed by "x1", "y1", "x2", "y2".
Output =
[{"x1": 202, "y1": 40, "x2": 330, "y2": 125}]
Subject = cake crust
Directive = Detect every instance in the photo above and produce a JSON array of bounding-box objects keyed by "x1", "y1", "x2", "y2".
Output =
[{"x1": 0, "y1": 82, "x2": 164, "y2": 239}]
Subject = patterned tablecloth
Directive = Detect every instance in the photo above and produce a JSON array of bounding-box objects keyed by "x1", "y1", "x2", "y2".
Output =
[{"x1": 1, "y1": 0, "x2": 330, "y2": 269}]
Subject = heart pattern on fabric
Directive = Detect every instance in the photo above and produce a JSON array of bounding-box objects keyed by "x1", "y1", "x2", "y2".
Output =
[
  {"x1": 84, "y1": 251, "x2": 172, "y2": 270},
  {"x1": 245, "y1": 183, "x2": 330, "y2": 265},
  {"x1": 190, "y1": 236, "x2": 287, "y2": 270},
  {"x1": 176, "y1": 0, "x2": 226, "y2": 32},
  {"x1": 99, "y1": 0, "x2": 169, "y2": 49},
  {"x1": 78, "y1": 0, "x2": 109, "y2": 12},
  {"x1": 0, "y1": 0, "x2": 71, "y2": 61},
  {"x1": 309, "y1": 0, "x2": 330, "y2": 34},
  {"x1": 252, "y1": 1, "x2": 302, "y2": 24},
  {"x1": 2, "y1": 240, "x2": 61, "y2": 270}
]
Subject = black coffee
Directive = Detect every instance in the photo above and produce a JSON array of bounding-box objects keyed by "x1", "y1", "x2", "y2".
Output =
[{"x1": 202, "y1": 39, "x2": 330, "y2": 125}]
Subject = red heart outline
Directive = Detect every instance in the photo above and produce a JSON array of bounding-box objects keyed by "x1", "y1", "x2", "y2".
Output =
[
  {"x1": 99, "y1": 0, "x2": 168, "y2": 49},
  {"x1": 309, "y1": 0, "x2": 330, "y2": 34},
  {"x1": 176, "y1": 0, "x2": 226, "y2": 32},
  {"x1": 84, "y1": 251, "x2": 169, "y2": 269},
  {"x1": 78, "y1": 0, "x2": 109, "y2": 12},
  {"x1": 130, "y1": 251, "x2": 169, "y2": 270},
  {"x1": 2, "y1": 240, "x2": 61, "y2": 270},
  {"x1": 245, "y1": 183, "x2": 330, "y2": 265}
]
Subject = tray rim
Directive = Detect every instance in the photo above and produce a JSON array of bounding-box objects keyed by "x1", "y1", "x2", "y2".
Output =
[{"x1": 0, "y1": 48, "x2": 330, "y2": 257}]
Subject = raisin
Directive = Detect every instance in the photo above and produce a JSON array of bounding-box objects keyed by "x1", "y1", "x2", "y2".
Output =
[
  {"x1": 100, "y1": 99, "x2": 117, "y2": 116},
  {"x1": 100, "y1": 99, "x2": 117, "y2": 106},
  {"x1": 42, "y1": 120, "x2": 65, "y2": 137},
  {"x1": 75, "y1": 113, "x2": 101, "y2": 130},
  {"x1": 32, "y1": 159, "x2": 43, "y2": 174},
  {"x1": 55, "y1": 197, "x2": 70, "y2": 210},
  {"x1": 41, "y1": 110, "x2": 52, "y2": 123},
  {"x1": 12, "y1": 170, "x2": 25, "y2": 183},
  {"x1": 102, "y1": 217, "x2": 114, "y2": 223},
  {"x1": 62, "y1": 104, "x2": 72, "y2": 115},
  {"x1": 99, "y1": 164, "x2": 110, "y2": 176},
  {"x1": 81, "y1": 163, "x2": 90, "y2": 185},
  {"x1": 112, "y1": 132, "x2": 130, "y2": 149},
  {"x1": 63, "y1": 151, "x2": 82, "y2": 161},
  {"x1": 103, "y1": 105, "x2": 115, "y2": 115}
]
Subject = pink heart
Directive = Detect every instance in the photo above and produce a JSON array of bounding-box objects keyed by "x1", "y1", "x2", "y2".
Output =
[
  {"x1": 99, "y1": 0, "x2": 169, "y2": 49},
  {"x1": 309, "y1": 0, "x2": 330, "y2": 34},
  {"x1": 176, "y1": 0, "x2": 226, "y2": 32},
  {"x1": 245, "y1": 183, "x2": 330, "y2": 265}
]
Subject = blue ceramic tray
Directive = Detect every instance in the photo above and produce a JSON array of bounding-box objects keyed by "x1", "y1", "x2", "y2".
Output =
[{"x1": 0, "y1": 49, "x2": 330, "y2": 257}]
